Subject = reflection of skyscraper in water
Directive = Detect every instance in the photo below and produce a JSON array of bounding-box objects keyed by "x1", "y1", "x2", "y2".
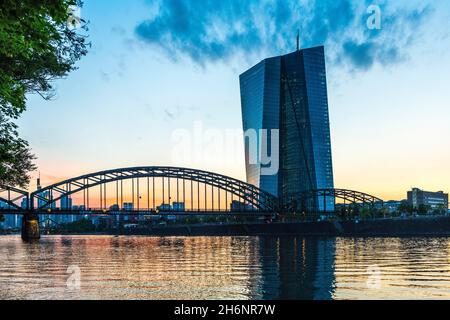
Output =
[
  {"x1": 256, "y1": 237, "x2": 335, "y2": 299},
  {"x1": 312, "y1": 238, "x2": 336, "y2": 299}
]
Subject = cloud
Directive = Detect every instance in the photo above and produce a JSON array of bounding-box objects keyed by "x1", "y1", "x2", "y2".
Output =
[
  {"x1": 135, "y1": 0, "x2": 433, "y2": 71},
  {"x1": 163, "y1": 106, "x2": 182, "y2": 121},
  {"x1": 99, "y1": 70, "x2": 110, "y2": 82},
  {"x1": 111, "y1": 25, "x2": 126, "y2": 36}
]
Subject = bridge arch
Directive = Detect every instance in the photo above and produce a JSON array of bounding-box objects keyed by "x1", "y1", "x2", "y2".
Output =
[
  {"x1": 0, "y1": 185, "x2": 28, "y2": 211},
  {"x1": 30, "y1": 166, "x2": 278, "y2": 212},
  {"x1": 282, "y1": 188, "x2": 384, "y2": 213}
]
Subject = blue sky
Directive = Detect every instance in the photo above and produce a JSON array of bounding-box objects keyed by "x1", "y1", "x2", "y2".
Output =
[{"x1": 17, "y1": 0, "x2": 450, "y2": 200}]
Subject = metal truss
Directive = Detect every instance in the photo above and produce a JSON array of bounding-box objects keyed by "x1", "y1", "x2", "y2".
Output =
[
  {"x1": 30, "y1": 166, "x2": 279, "y2": 211},
  {"x1": 0, "y1": 185, "x2": 29, "y2": 210},
  {"x1": 282, "y1": 188, "x2": 384, "y2": 212}
]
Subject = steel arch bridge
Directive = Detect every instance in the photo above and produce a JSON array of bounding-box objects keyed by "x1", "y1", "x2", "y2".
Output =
[
  {"x1": 1, "y1": 167, "x2": 386, "y2": 217},
  {"x1": 30, "y1": 166, "x2": 279, "y2": 213},
  {"x1": 281, "y1": 188, "x2": 384, "y2": 212},
  {"x1": 0, "y1": 185, "x2": 28, "y2": 211}
]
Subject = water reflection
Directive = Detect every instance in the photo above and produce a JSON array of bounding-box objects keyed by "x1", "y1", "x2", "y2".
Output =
[
  {"x1": 334, "y1": 237, "x2": 450, "y2": 299},
  {"x1": 0, "y1": 236, "x2": 449, "y2": 300},
  {"x1": 257, "y1": 237, "x2": 335, "y2": 299}
]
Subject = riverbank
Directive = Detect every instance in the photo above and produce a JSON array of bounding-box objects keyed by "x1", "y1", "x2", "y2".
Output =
[
  {"x1": 116, "y1": 216, "x2": 450, "y2": 237},
  {"x1": 4, "y1": 216, "x2": 450, "y2": 237},
  {"x1": 29, "y1": 215, "x2": 449, "y2": 237}
]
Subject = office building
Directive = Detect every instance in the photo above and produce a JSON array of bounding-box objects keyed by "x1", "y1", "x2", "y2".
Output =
[
  {"x1": 240, "y1": 45, "x2": 334, "y2": 210},
  {"x1": 60, "y1": 196, "x2": 73, "y2": 209},
  {"x1": 407, "y1": 188, "x2": 448, "y2": 213}
]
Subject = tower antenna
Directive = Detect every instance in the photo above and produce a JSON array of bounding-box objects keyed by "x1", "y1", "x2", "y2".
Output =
[{"x1": 296, "y1": 29, "x2": 300, "y2": 51}]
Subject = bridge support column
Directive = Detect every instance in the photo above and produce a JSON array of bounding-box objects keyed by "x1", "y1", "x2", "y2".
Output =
[{"x1": 21, "y1": 212, "x2": 40, "y2": 241}]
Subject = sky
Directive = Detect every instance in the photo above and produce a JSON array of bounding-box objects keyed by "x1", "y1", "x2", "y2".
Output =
[{"x1": 16, "y1": 0, "x2": 450, "y2": 201}]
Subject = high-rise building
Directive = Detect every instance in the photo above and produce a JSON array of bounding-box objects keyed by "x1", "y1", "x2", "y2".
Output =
[
  {"x1": 59, "y1": 196, "x2": 73, "y2": 224},
  {"x1": 21, "y1": 198, "x2": 28, "y2": 209},
  {"x1": 121, "y1": 202, "x2": 134, "y2": 222},
  {"x1": 240, "y1": 46, "x2": 334, "y2": 211},
  {"x1": 60, "y1": 196, "x2": 73, "y2": 209},
  {"x1": 35, "y1": 175, "x2": 56, "y2": 225}
]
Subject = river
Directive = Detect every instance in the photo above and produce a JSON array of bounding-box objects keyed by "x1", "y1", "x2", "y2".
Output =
[{"x1": 0, "y1": 235, "x2": 449, "y2": 300}]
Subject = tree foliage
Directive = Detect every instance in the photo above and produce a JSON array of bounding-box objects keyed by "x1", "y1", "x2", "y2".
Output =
[
  {"x1": 417, "y1": 204, "x2": 430, "y2": 215},
  {"x1": 0, "y1": 0, "x2": 89, "y2": 118},
  {"x1": 0, "y1": 0, "x2": 89, "y2": 189},
  {"x1": 398, "y1": 201, "x2": 413, "y2": 214},
  {"x1": 0, "y1": 114, "x2": 36, "y2": 187}
]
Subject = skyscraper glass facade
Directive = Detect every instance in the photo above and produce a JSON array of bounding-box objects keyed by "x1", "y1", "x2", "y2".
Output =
[
  {"x1": 240, "y1": 57, "x2": 280, "y2": 197},
  {"x1": 240, "y1": 46, "x2": 334, "y2": 211}
]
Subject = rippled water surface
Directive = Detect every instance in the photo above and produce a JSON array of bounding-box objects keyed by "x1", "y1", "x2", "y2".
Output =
[{"x1": 0, "y1": 235, "x2": 449, "y2": 300}]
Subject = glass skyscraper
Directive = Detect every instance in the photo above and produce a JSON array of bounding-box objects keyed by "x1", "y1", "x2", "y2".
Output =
[{"x1": 240, "y1": 46, "x2": 334, "y2": 211}]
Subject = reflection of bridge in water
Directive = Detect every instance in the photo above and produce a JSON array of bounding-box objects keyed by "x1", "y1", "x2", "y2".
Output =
[{"x1": 0, "y1": 166, "x2": 383, "y2": 240}]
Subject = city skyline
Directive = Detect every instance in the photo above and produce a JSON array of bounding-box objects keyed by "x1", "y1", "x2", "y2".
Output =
[{"x1": 14, "y1": 0, "x2": 450, "y2": 201}]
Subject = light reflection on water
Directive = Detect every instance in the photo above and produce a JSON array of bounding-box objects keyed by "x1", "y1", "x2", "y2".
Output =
[{"x1": 0, "y1": 235, "x2": 449, "y2": 300}]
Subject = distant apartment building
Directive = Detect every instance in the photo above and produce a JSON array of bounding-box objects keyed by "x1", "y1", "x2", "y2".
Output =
[
  {"x1": 121, "y1": 202, "x2": 134, "y2": 222},
  {"x1": 384, "y1": 200, "x2": 404, "y2": 214},
  {"x1": 58, "y1": 196, "x2": 74, "y2": 224},
  {"x1": 0, "y1": 200, "x2": 21, "y2": 229},
  {"x1": 157, "y1": 203, "x2": 171, "y2": 211},
  {"x1": 172, "y1": 202, "x2": 185, "y2": 211},
  {"x1": 230, "y1": 200, "x2": 253, "y2": 212},
  {"x1": 90, "y1": 215, "x2": 114, "y2": 228},
  {"x1": 123, "y1": 202, "x2": 134, "y2": 210},
  {"x1": 407, "y1": 188, "x2": 448, "y2": 212},
  {"x1": 109, "y1": 204, "x2": 120, "y2": 211}
]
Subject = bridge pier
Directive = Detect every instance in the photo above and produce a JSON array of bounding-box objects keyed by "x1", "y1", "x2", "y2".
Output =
[{"x1": 21, "y1": 212, "x2": 40, "y2": 241}]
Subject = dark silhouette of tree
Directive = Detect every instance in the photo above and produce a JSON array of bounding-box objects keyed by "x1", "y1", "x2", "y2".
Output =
[
  {"x1": 0, "y1": 114, "x2": 36, "y2": 187},
  {"x1": 417, "y1": 204, "x2": 430, "y2": 215},
  {"x1": 435, "y1": 204, "x2": 446, "y2": 215},
  {"x1": 398, "y1": 200, "x2": 413, "y2": 215}
]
